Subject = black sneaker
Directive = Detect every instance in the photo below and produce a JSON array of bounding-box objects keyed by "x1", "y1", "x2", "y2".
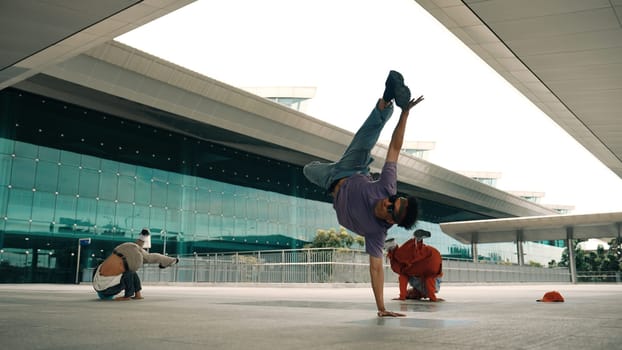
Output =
[
  {"x1": 394, "y1": 84, "x2": 411, "y2": 109},
  {"x1": 413, "y1": 229, "x2": 431, "y2": 240},
  {"x1": 382, "y1": 70, "x2": 411, "y2": 109},
  {"x1": 382, "y1": 70, "x2": 401, "y2": 103},
  {"x1": 159, "y1": 258, "x2": 179, "y2": 269}
]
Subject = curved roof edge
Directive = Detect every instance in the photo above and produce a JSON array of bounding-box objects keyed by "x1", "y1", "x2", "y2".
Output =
[{"x1": 441, "y1": 211, "x2": 622, "y2": 244}]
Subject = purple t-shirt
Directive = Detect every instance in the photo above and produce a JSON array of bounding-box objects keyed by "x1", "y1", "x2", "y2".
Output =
[{"x1": 333, "y1": 162, "x2": 398, "y2": 257}]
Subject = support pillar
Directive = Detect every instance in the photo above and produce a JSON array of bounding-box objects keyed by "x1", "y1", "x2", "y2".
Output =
[
  {"x1": 516, "y1": 229, "x2": 524, "y2": 266},
  {"x1": 471, "y1": 232, "x2": 478, "y2": 263},
  {"x1": 566, "y1": 227, "x2": 577, "y2": 284}
]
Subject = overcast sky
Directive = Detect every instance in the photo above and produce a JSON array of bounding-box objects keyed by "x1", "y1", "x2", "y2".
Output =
[{"x1": 117, "y1": 0, "x2": 622, "y2": 214}]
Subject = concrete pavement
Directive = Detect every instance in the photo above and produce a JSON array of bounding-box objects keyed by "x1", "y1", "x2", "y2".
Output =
[{"x1": 1, "y1": 283, "x2": 621, "y2": 349}]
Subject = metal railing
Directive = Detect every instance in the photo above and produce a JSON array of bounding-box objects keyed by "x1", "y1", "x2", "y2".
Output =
[
  {"x1": 576, "y1": 271, "x2": 621, "y2": 283},
  {"x1": 83, "y1": 248, "x2": 572, "y2": 283}
]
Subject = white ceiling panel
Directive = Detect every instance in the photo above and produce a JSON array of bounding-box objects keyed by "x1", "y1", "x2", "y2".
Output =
[
  {"x1": 465, "y1": 0, "x2": 612, "y2": 22},
  {"x1": 490, "y1": 9, "x2": 619, "y2": 41},
  {"x1": 416, "y1": 0, "x2": 622, "y2": 181}
]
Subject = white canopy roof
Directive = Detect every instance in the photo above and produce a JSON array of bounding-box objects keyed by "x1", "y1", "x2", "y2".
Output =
[{"x1": 440, "y1": 211, "x2": 622, "y2": 244}]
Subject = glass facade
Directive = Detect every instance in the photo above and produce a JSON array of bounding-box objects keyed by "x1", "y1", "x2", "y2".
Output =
[
  {"x1": 0, "y1": 135, "x2": 346, "y2": 282},
  {"x1": 0, "y1": 88, "x2": 561, "y2": 283}
]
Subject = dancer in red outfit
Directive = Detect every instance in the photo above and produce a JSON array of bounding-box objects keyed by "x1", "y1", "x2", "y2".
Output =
[{"x1": 386, "y1": 230, "x2": 443, "y2": 301}]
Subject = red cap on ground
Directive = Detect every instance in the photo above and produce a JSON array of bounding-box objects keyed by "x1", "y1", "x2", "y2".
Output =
[{"x1": 537, "y1": 290, "x2": 565, "y2": 302}]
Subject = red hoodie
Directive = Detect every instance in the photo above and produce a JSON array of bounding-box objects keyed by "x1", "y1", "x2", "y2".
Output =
[{"x1": 387, "y1": 238, "x2": 443, "y2": 301}]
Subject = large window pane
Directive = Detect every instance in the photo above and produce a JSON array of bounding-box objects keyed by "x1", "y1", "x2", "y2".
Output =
[
  {"x1": 76, "y1": 197, "x2": 97, "y2": 231},
  {"x1": 80, "y1": 154, "x2": 100, "y2": 170},
  {"x1": 136, "y1": 166, "x2": 152, "y2": 181},
  {"x1": 257, "y1": 199, "x2": 268, "y2": 220},
  {"x1": 168, "y1": 172, "x2": 182, "y2": 185},
  {"x1": 30, "y1": 220, "x2": 52, "y2": 234},
  {"x1": 132, "y1": 204, "x2": 150, "y2": 234},
  {"x1": 56, "y1": 194, "x2": 77, "y2": 232},
  {"x1": 151, "y1": 180, "x2": 167, "y2": 207},
  {"x1": 150, "y1": 206, "x2": 165, "y2": 231},
  {"x1": 222, "y1": 192, "x2": 234, "y2": 217},
  {"x1": 134, "y1": 176, "x2": 151, "y2": 205},
  {"x1": 256, "y1": 220, "x2": 268, "y2": 236},
  {"x1": 38, "y1": 145, "x2": 60, "y2": 162},
  {"x1": 60, "y1": 150, "x2": 80, "y2": 167},
  {"x1": 117, "y1": 175, "x2": 135, "y2": 203},
  {"x1": 118, "y1": 163, "x2": 136, "y2": 177},
  {"x1": 14, "y1": 141, "x2": 37, "y2": 158},
  {"x1": 181, "y1": 210, "x2": 196, "y2": 238},
  {"x1": 208, "y1": 191, "x2": 222, "y2": 215},
  {"x1": 234, "y1": 194, "x2": 247, "y2": 218},
  {"x1": 207, "y1": 213, "x2": 220, "y2": 236},
  {"x1": 100, "y1": 159, "x2": 118, "y2": 173},
  {"x1": 209, "y1": 180, "x2": 224, "y2": 193},
  {"x1": 166, "y1": 184, "x2": 181, "y2": 209},
  {"x1": 180, "y1": 186, "x2": 196, "y2": 212},
  {"x1": 78, "y1": 168, "x2": 99, "y2": 198},
  {"x1": 196, "y1": 176, "x2": 212, "y2": 190},
  {"x1": 278, "y1": 201, "x2": 291, "y2": 224},
  {"x1": 166, "y1": 208, "x2": 181, "y2": 234},
  {"x1": 96, "y1": 200, "x2": 115, "y2": 233},
  {"x1": 35, "y1": 161, "x2": 59, "y2": 192},
  {"x1": 116, "y1": 202, "x2": 134, "y2": 235},
  {"x1": 5, "y1": 218, "x2": 30, "y2": 233},
  {"x1": 99, "y1": 172, "x2": 118, "y2": 201},
  {"x1": 221, "y1": 216, "x2": 234, "y2": 235},
  {"x1": 58, "y1": 166, "x2": 79, "y2": 195},
  {"x1": 11, "y1": 158, "x2": 36, "y2": 189},
  {"x1": 0, "y1": 154, "x2": 12, "y2": 185},
  {"x1": 31, "y1": 192, "x2": 55, "y2": 222},
  {"x1": 246, "y1": 220, "x2": 258, "y2": 236},
  {"x1": 267, "y1": 221, "x2": 278, "y2": 236},
  {"x1": 182, "y1": 174, "x2": 196, "y2": 187},
  {"x1": 246, "y1": 200, "x2": 257, "y2": 220},
  {"x1": 0, "y1": 185, "x2": 8, "y2": 216},
  {"x1": 195, "y1": 188, "x2": 210, "y2": 213},
  {"x1": 7, "y1": 188, "x2": 33, "y2": 220},
  {"x1": 0, "y1": 138, "x2": 14, "y2": 154},
  {"x1": 295, "y1": 205, "x2": 306, "y2": 226},
  {"x1": 152, "y1": 169, "x2": 168, "y2": 182},
  {"x1": 234, "y1": 217, "x2": 247, "y2": 235}
]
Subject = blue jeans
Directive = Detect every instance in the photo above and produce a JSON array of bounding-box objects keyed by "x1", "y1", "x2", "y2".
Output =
[
  {"x1": 409, "y1": 276, "x2": 442, "y2": 297},
  {"x1": 303, "y1": 101, "x2": 394, "y2": 190},
  {"x1": 96, "y1": 270, "x2": 142, "y2": 299}
]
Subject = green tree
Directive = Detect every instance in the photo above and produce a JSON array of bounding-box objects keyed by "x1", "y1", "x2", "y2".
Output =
[
  {"x1": 608, "y1": 238, "x2": 622, "y2": 271},
  {"x1": 558, "y1": 240, "x2": 590, "y2": 270},
  {"x1": 528, "y1": 260, "x2": 543, "y2": 267},
  {"x1": 305, "y1": 227, "x2": 363, "y2": 249},
  {"x1": 559, "y1": 239, "x2": 621, "y2": 273}
]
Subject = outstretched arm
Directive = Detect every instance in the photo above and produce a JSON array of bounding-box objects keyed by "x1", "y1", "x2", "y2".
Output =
[
  {"x1": 369, "y1": 255, "x2": 405, "y2": 317},
  {"x1": 385, "y1": 96, "x2": 424, "y2": 163}
]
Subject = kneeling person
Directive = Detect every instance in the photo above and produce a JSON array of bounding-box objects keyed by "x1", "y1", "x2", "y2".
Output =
[
  {"x1": 386, "y1": 229, "x2": 443, "y2": 301},
  {"x1": 92, "y1": 229, "x2": 178, "y2": 300}
]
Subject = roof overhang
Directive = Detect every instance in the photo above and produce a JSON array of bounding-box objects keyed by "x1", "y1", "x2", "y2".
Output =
[
  {"x1": 415, "y1": 0, "x2": 622, "y2": 179},
  {"x1": 440, "y1": 211, "x2": 622, "y2": 244},
  {"x1": 13, "y1": 40, "x2": 556, "y2": 220},
  {"x1": 0, "y1": 0, "x2": 194, "y2": 90}
]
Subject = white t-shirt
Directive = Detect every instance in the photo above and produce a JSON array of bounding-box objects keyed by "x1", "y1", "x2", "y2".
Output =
[{"x1": 92, "y1": 264, "x2": 122, "y2": 291}]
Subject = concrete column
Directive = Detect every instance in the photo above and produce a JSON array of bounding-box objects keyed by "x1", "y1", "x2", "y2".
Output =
[
  {"x1": 516, "y1": 229, "x2": 524, "y2": 266},
  {"x1": 566, "y1": 227, "x2": 576, "y2": 284},
  {"x1": 471, "y1": 232, "x2": 478, "y2": 263}
]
